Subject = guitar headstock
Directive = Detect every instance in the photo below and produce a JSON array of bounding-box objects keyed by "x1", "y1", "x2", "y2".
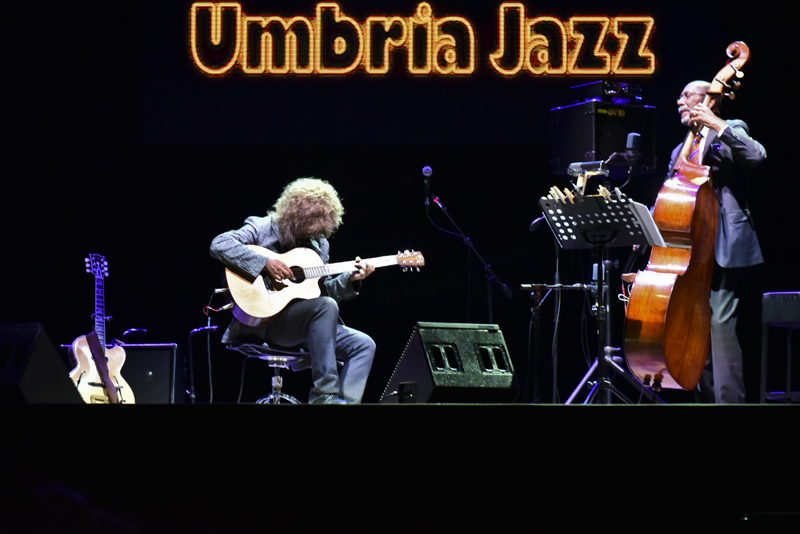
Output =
[
  {"x1": 397, "y1": 250, "x2": 425, "y2": 272},
  {"x1": 85, "y1": 254, "x2": 108, "y2": 279},
  {"x1": 708, "y1": 41, "x2": 750, "y2": 102}
]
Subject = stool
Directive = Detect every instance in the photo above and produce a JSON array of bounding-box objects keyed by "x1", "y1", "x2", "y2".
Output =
[
  {"x1": 760, "y1": 292, "x2": 800, "y2": 403},
  {"x1": 226, "y1": 341, "x2": 307, "y2": 404}
]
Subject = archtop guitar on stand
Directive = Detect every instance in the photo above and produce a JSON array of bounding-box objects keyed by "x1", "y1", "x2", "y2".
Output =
[{"x1": 69, "y1": 254, "x2": 135, "y2": 404}]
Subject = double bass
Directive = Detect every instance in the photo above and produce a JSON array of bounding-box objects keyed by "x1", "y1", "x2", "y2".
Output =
[{"x1": 624, "y1": 42, "x2": 750, "y2": 390}]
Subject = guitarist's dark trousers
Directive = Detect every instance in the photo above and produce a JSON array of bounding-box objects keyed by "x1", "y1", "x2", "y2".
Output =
[{"x1": 225, "y1": 296, "x2": 375, "y2": 403}]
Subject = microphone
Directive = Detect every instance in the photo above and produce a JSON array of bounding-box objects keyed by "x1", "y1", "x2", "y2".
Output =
[
  {"x1": 603, "y1": 132, "x2": 641, "y2": 167},
  {"x1": 529, "y1": 216, "x2": 545, "y2": 232},
  {"x1": 422, "y1": 166, "x2": 432, "y2": 207},
  {"x1": 621, "y1": 132, "x2": 641, "y2": 163},
  {"x1": 626, "y1": 132, "x2": 641, "y2": 152}
]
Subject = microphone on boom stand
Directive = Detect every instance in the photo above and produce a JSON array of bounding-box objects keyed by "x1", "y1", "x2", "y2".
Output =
[{"x1": 422, "y1": 165, "x2": 433, "y2": 210}]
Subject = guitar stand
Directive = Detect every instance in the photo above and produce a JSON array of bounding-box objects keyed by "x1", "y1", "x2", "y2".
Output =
[{"x1": 535, "y1": 190, "x2": 666, "y2": 404}]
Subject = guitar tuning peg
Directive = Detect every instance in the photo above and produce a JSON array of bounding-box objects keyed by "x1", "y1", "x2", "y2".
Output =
[
  {"x1": 404, "y1": 249, "x2": 409, "y2": 253},
  {"x1": 725, "y1": 91, "x2": 736, "y2": 100},
  {"x1": 732, "y1": 79, "x2": 741, "y2": 88},
  {"x1": 402, "y1": 267, "x2": 408, "y2": 272},
  {"x1": 415, "y1": 267, "x2": 420, "y2": 272}
]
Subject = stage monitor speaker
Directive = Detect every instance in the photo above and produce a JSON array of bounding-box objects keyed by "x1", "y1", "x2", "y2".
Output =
[
  {"x1": 0, "y1": 323, "x2": 82, "y2": 404},
  {"x1": 549, "y1": 100, "x2": 656, "y2": 176},
  {"x1": 381, "y1": 322, "x2": 517, "y2": 403},
  {"x1": 119, "y1": 343, "x2": 185, "y2": 404}
]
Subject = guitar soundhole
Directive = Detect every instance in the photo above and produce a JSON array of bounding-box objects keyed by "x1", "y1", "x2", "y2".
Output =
[
  {"x1": 264, "y1": 268, "x2": 305, "y2": 291},
  {"x1": 290, "y1": 267, "x2": 305, "y2": 283}
]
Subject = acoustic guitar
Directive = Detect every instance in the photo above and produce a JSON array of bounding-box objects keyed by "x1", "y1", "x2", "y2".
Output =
[
  {"x1": 225, "y1": 246, "x2": 425, "y2": 326},
  {"x1": 68, "y1": 254, "x2": 135, "y2": 404}
]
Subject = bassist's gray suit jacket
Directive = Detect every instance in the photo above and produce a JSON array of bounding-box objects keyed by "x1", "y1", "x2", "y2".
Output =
[{"x1": 668, "y1": 119, "x2": 766, "y2": 268}]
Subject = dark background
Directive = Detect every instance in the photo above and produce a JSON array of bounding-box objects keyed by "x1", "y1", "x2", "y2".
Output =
[
  {"x1": 5, "y1": 1, "x2": 795, "y2": 406},
  {"x1": 4, "y1": 2, "x2": 799, "y2": 531}
]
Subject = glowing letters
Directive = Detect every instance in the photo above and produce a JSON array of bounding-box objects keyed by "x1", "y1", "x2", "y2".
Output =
[
  {"x1": 189, "y1": 2, "x2": 656, "y2": 77},
  {"x1": 489, "y1": 4, "x2": 655, "y2": 76}
]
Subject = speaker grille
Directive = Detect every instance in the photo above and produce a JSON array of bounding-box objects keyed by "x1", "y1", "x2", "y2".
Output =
[{"x1": 381, "y1": 322, "x2": 517, "y2": 403}]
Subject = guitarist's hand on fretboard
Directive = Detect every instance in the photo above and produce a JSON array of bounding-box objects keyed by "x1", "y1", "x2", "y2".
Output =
[{"x1": 349, "y1": 257, "x2": 375, "y2": 282}]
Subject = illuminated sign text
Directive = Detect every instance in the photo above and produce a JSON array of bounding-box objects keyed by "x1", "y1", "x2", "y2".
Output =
[{"x1": 189, "y1": 2, "x2": 656, "y2": 77}]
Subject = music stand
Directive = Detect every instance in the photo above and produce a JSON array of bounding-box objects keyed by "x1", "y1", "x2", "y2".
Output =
[{"x1": 537, "y1": 190, "x2": 665, "y2": 404}]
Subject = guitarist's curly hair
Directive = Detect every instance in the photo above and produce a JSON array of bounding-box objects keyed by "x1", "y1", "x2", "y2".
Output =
[{"x1": 270, "y1": 177, "x2": 345, "y2": 248}]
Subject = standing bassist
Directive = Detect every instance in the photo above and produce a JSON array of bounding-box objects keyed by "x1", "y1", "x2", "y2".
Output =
[{"x1": 672, "y1": 79, "x2": 766, "y2": 403}]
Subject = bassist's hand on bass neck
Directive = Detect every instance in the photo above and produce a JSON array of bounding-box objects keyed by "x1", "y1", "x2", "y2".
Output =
[{"x1": 688, "y1": 102, "x2": 728, "y2": 134}]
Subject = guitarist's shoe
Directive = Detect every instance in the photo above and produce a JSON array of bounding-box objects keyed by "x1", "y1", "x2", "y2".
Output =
[{"x1": 310, "y1": 394, "x2": 348, "y2": 405}]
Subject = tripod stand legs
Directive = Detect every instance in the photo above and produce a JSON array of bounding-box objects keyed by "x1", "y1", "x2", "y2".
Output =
[{"x1": 565, "y1": 352, "x2": 665, "y2": 404}]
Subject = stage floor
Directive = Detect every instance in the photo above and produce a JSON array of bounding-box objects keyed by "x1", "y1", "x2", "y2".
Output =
[{"x1": 2, "y1": 404, "x2": 797, "y2": 532}]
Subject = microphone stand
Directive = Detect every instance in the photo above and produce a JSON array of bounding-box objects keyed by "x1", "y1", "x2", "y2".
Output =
[{"x1": 431, "y1": 194, "x2": 512, "y2": 323}]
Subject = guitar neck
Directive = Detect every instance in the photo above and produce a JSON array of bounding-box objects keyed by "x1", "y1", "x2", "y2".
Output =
[
  {"x1": 303, "y1": 255, "x2": 399, "y2": 279},
  {"x1": 94, "y1": 275, "x2": 106, "y2": 351}
]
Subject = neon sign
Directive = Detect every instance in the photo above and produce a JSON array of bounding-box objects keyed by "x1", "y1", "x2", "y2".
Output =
[{"x1": 189, "y1": 2, "x2": 656, "y2": 77}]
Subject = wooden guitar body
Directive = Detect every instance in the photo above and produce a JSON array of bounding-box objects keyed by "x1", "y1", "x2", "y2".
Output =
[
  {"x1": 226, "y1": 247, "x2": 324, "y2": 327},
  {"x1": 69, "y1": 335, "x2": 135, "y2": 404}
]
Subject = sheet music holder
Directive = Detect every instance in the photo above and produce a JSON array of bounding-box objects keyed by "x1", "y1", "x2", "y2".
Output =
[
  {"x1": 533, "y1": 187, "x2": 666, "y2": 404},
  {"x1": 538, "y1": 193, "x2": 664, "y2": 250}
]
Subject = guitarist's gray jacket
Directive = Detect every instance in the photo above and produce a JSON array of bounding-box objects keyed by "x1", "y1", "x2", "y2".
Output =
[{"x1": 210, "y1": 214, "x2": 362, "y2": 306}]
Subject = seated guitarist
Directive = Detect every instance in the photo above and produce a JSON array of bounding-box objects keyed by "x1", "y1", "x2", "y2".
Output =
[{"x1": 210, "y1": 177, "x2": 376, "y2": 404}]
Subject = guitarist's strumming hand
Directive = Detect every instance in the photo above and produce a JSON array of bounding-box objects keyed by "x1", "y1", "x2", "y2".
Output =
[
  {"x1": 264, "y1": 258, "x2": 295, "y2": 283},
  {"x1": 350, "y1": 257, "x2": 375, "y2": 282}
]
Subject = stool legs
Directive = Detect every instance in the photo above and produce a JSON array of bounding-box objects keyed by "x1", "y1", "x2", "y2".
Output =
[{"x1": 255, "y1": 366, "x2": 300, "y2": 404}]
